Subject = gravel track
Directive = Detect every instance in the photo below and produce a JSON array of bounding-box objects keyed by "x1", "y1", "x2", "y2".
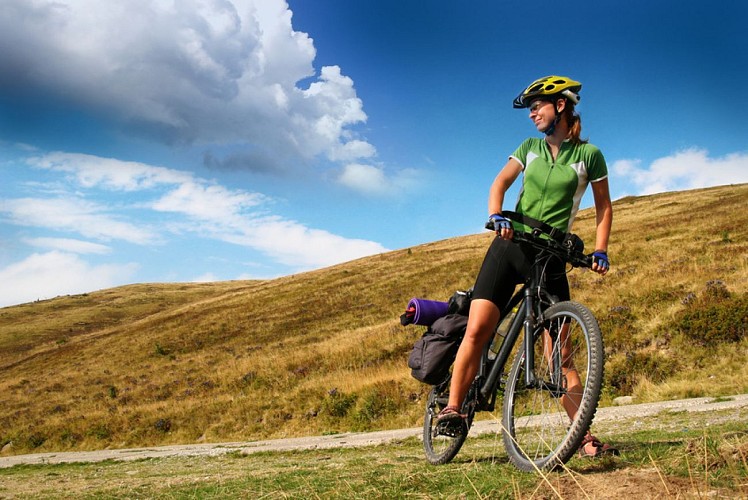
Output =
[{"x1": 2, "y1": 394, "x2": 747, "y2": 469}]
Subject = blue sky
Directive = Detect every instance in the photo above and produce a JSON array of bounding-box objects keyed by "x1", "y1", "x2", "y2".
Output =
[{"x1": 1, "y1": 0, "x2": 747, "y2": 307}]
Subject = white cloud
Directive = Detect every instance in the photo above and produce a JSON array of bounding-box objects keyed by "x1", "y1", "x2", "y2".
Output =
[
  {"x1": 3, "y1": 197, "x2": 159, "y2": 244},
  {"x1": 337, "y1": 163, "x2": 421, "y2": 196},
  {"x1": 224, "y1": 218, "x2": 387, "y2": 268},
  {"x1": 612, "y1": 148, "x2": 748, "y2": 195},
  {"x1": 5, "y1": 151, "x2": 389, "y2": 272},
  {"x1": 0, "y1": 0, "x2": 376, "y2": 168},
  {"x1": 298, "y1": 66, "x2": 368, "y2": 157},
  {"x1": 152, "y1": 181, "x2": 265, "y2": 221},
  {"x1": 329, "y1": 140, "x2": 377, "y2": 162},
  {"x1": 148, "y1": 177, "x2": 388, "y2": 268},
  {"x1": 29, "y1": 152, "x2": 193, "y2": 190},
  {"x1": 0, "y1": 251, "x2": 138, "y2": 307},
  {"x1": 24, "y1": 237, "x2": 112, "y2": 255},
  {"x1": 191, "y1": 272, "x2": 219, "y2": 283}
]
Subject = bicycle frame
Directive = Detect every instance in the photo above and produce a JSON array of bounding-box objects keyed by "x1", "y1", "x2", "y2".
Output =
[{"x1": 476, "y1": 251, "x2": 564, "y2": 409}]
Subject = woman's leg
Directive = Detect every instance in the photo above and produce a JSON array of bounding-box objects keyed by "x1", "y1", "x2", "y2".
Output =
[
  {"x1": 542, "y1": 262, "x2": 579, "y2": 418},
  {"x1": 446, "y1": 298, "x2": 500, "y2": 409},
  {"x1": 443, "y1": 237, "x2": 521, "y2": 415},
  {"x1": 543, "y1": 323, "x2": 583, "y2": 420}
]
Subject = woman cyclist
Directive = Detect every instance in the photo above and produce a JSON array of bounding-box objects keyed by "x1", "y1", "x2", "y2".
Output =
[{"x1": 439, "y1": 75, "x2": 617, "y2": 457}]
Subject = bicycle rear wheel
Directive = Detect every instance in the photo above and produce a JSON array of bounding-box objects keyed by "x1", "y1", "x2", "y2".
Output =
[
  {"x1": 502, "y1": 301, "x2": 604, "y2": 471},
  {"x1": 422, "y1": 378, "x2": 468, "y2": 465}
]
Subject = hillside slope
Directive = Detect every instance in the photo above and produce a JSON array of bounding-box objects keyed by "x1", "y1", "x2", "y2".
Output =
[{"x1": 1, "y1": 184, "x2": 747, "y2": 455}]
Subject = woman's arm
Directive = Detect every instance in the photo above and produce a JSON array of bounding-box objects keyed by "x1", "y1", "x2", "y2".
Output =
[
  {"x1": 488, "y1": 158, "x2": 523, "y2": 215},
  {"x1": 591, "y1": 177, "x2": 613, "y2": 273},
  {"x1": 488, "y1": 159, "x2": 523, "y2": 239}
]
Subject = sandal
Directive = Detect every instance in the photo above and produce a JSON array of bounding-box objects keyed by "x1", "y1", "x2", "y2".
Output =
[
  {"x1": 578, "y1": 432, "x2": 619, "y2": 458},
  {"x1": 437, "y1": 405, "x2": 467, "y2": 424}
]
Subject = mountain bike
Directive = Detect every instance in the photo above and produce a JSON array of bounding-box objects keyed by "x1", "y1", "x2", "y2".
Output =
[{"x1": 422, "y1": 212, "x2": 605, "y2": 471}]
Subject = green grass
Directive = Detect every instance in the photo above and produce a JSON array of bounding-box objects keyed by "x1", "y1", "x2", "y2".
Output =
[{"x1": 1, "y1": 409, "x2": 746, "y2": 498}]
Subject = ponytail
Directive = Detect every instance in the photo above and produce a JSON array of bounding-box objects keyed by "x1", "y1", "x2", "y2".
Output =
[{"x1": 563, "y1": 103, "x2": 587, "y2": 145}]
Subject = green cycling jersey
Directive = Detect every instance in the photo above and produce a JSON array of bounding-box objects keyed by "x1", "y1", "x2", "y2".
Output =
[{"x1": 509, "y1": 137, "x2": 608, "y2": 233}]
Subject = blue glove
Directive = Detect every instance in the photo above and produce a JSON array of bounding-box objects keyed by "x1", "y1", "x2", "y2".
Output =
[
  {"x1": 488, "y1": 213, "x2": 512, "y2": 232},
  {"x1": 591, "y1": 250, "x2": 610, "y2": 272}
]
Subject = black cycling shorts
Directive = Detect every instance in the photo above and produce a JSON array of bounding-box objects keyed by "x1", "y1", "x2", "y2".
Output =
[{"x1": 472, "y1": 237, "x2": 570, "y2": 310}]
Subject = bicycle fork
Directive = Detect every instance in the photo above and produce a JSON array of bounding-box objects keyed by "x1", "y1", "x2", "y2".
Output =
[{"x1": 520, "y1": 285, "x2": 566, "y2": 398}]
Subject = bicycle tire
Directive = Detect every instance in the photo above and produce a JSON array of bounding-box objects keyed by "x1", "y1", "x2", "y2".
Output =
[
  {"x1": 502, "y1": 300, "x2": 604, "y2": 471},
  {"x1": 422, "y1": 378, "x2": 468, "y2": 465}
]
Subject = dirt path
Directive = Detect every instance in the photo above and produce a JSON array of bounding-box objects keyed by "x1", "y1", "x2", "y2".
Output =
[{"x1": 2, "y1": 393, "x2": 747, "y2": 469}]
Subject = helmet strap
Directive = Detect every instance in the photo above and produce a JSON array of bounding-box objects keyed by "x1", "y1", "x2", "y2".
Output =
[
  {"x1": 543, "y1": 113, "x2": 561, "y2": 136},
  {"x1": 542, "y1": 99, "x2": 564, "y2": 136}
]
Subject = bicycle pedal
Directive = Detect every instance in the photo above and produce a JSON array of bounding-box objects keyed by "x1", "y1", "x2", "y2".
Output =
[{"x1": 436, "y1": 420, "x2": 465, "y2": 438}]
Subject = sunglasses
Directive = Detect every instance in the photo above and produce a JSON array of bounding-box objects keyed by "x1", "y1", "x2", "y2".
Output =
[{"x1": 528, "y1": 100, "x2": 553, "y2": 113}]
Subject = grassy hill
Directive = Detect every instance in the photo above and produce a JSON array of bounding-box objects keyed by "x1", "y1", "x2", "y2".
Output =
[{"x1": 1, "y1": 184, "x2": 747, "y2": 456}]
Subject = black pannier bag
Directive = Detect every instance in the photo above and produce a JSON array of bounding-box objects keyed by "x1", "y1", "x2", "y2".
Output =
[{"x1": 407, "y1": 314, "x2": 468, "y2": 385}]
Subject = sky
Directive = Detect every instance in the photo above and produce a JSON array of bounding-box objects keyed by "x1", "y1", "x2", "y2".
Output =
[{"x1": 1, "y1": 0, "x2": 747, "y2": 307}]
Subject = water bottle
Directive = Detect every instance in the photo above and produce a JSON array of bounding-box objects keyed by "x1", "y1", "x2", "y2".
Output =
[{"x1": 488, "y1": 306, "x2": 517, "y2": 359}]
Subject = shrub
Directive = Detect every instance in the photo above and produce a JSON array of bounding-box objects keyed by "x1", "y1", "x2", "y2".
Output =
[
  {"x1": 88, "y1": 424, "x2": 111, "y2": 440},
  {"x1": 154, "y1": 343, "x2": 170, "y2": 356},
  {"x1": 60, "y1": 429, "x2": 81, "y2": 448},
  {"x1": 605, "y1": 350, "x2": 680, "y2": 396},
  {"x1": 671, "y1": 284, "x2": 747, "y2": 347},
  {"x1": 27, "y1": 433, "x2": 46, "y2": 449},
  {"x1": 320, "y1": 388, "x2": 357, "y2": 418},
  {"x1": 704, "y1": 280, "x2": 731, "y2": 302},
  {"x1": 352, "y1": 382, "x2": 403, "y2": 428},
  {"x1": 154, "y1": 418, "x2": 172, "y2": 433},
  {"x1": 598, "y1": 304, "x2": 639, "y2": 354}
]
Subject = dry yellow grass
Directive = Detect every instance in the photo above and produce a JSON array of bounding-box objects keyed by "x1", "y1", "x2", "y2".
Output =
[{"x1": 1, "y1": 183, "x2": 747, "y2": 456}]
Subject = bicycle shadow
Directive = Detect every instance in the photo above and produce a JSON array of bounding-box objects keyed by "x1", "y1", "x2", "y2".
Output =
[
  {"x1": 467, "y1": 453, "x2": 622, "y2": 470},
  {"x1": 455, "y1": 441, "x2": 644, "y2": 475}
]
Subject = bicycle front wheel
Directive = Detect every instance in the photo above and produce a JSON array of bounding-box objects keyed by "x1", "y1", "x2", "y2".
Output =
[
  {"x1": 502, "y1": 300, "x2": 604, "y2": 471},
  {"x1": 422, "y1": 378, "x2": 468, "y2": 465}
]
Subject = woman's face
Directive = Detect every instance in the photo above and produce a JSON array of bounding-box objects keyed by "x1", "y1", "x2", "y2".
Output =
[{"x1": 528, "y1": 99, "x2": 554, "y2": 132}]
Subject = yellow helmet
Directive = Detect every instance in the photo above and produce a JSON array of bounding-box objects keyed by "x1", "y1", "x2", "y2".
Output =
[{"x1": 513, "y1": 75, "x2": 582, "y2": 109}]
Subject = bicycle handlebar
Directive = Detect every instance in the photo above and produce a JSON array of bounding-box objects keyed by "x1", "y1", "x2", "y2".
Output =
[
  {"x1": 513, "y1": 231, "x2": 593, "y2": 268},
  {"x1": 484, "y1": 218, "x2": 593, "y2": 269}
]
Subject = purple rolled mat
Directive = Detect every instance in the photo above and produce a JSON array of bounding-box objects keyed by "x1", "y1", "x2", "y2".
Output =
[{"x1": 407, "y1": 298, "x2": 449, "y2": 326}]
